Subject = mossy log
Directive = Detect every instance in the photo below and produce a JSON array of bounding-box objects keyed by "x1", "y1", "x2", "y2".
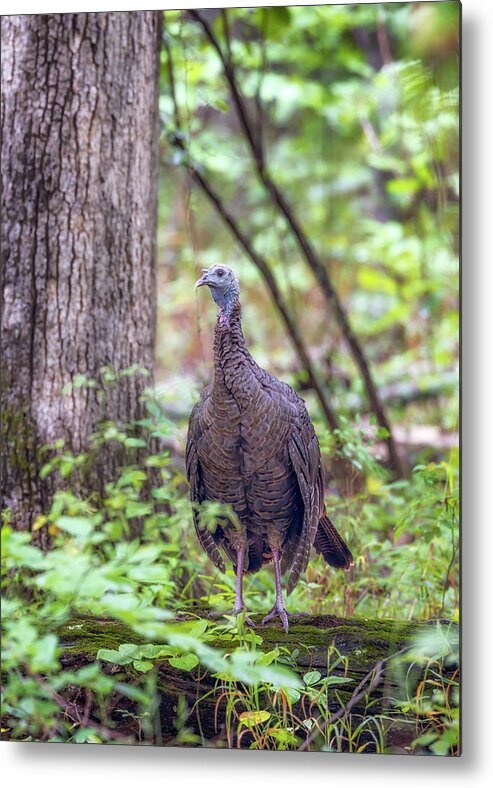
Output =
[{"x1": 58, "y1": 614, "x2": 455, "y2": 749}]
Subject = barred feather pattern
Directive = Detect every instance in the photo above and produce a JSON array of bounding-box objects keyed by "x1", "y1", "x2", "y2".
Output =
[{"x1": 186, "y1": 301, "x2": 353, "y2": 593}]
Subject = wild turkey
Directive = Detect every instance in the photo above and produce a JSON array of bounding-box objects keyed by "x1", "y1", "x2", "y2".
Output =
[{"x1": 186, "y1": 264, "x2": 353, "y2": 632}]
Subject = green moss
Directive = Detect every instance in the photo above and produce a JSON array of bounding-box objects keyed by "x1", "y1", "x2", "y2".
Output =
[
  {"x1": 2, "y1": 402, "x2": 37, "y2": 476},
  {"x1": 216, "y1": 616, "x2": 426, "y2": 649},
  {"x1": 56, "y1": 614, "x2": 455, "y2": 676},
  {"x1": 2, "y1": 402, "x2": 43, "y2": 537},
  {"x1": 57, "y1": 617, "x2": 143, "y2": 659}
]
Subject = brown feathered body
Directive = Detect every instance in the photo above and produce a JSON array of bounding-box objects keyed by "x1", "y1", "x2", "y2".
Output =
[{"x1": 186, "y1": 303, "x2": 352, "y2": 593}]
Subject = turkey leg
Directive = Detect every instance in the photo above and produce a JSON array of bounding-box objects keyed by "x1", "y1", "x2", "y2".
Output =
[
  {"x1": 261, "y1": 549, "x2": 289, "y2": 633},
  {"x1": 231, "y1": 546, "x2": 255, "y2": 627}
]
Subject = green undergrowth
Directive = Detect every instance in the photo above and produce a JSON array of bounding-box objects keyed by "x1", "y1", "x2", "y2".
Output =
[{"x1": 2, "y1": 372, "x2": 459, "y2": 751}]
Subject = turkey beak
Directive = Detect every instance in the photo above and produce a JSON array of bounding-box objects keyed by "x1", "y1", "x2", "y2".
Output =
[{"x1": 195, "y1": 270, "x2": 210, "y2": 289}]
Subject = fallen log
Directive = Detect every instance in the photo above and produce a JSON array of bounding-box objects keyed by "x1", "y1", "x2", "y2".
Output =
[{"x1": 58, "y1": 614, "x2": 458, "y2": 752}]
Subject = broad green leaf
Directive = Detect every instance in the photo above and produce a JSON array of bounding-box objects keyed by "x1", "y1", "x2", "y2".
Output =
[
  {"x1": 133, "y1": 660, "x2": 154, "y2": 673},
  {"x1": 97, "y1": 648, "x2": 133, "y2": 665},
  {"x1": 303, "y1": 670, "x2": 322, "y2": 686},
  {"x1": 168, "y1": 653, "x2": 199, "y2": 671},
  {"x1": 55, "y1": 516, "x2": 94, "y2": 538}
]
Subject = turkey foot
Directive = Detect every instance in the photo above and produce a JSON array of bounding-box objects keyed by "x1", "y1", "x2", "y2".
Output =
[
  {"x1": 261, "y1": 602, "x2": 289, "y2": 633},
  {"x1": 229, "y1": 604, "x2": 256, "y2": 628},
  {"x1": 261, "y1": 548, "x2": 289, "y2": 633}
]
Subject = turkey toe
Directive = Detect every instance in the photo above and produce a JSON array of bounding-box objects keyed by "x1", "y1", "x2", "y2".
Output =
[{"x1": 261, "y1": 605, "x2": 290, "y2": 634}]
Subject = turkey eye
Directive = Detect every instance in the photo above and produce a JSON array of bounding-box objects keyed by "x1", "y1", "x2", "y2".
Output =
[{"x1": 217, "y1": 270, "x2": 224, "y2": 277}]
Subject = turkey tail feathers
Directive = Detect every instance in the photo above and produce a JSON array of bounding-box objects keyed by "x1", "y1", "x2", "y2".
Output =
[{"x1": 313, "y1": 514, "x2": 353, "y2": 570}]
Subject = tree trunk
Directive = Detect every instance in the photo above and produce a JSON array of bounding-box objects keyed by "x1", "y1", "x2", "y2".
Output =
[{"x1": 1, "y1": 12, "x2": 162, "y2": 535}]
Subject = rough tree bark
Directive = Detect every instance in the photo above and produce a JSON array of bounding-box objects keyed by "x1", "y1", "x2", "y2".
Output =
[{"x1": 1, "y1": 12, "x2": 162, "y2": 534}]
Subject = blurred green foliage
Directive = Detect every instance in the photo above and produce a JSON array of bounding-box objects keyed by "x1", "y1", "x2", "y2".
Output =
[{"x1": 158, "y1": 1, "x2": 459, "y2": 437}]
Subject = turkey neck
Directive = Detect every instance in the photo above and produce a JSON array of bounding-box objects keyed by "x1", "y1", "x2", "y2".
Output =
[{"x1": 212, "y1": 302, "x2": 260, "y2": 408}]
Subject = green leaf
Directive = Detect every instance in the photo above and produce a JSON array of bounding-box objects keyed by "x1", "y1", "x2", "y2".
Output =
[
  {"x1": 31, "y1": 634, "x2": 59, "y2": 672},
  {"x1": 283, "y1": 687, "x2": 301, "y2": 702},
  {"x1": 238, "y1": 710, "x2": 271, "y2": 728},
  {"x1": 140, "y1": 644, "x2": 180, "y2": 659},
  {"x1": 386, "y1": 177, "x2": 420, "y2": 196},
  {"x1": 133, "y1": 660, "x2": 154, "y2": 673},
  {"x1": 125, "y1": 501, "x2": 152, "y2": 519},
  {"x1": 174, "y1": 619, "x2": 209, "y2": 638},
  {"x1": 258, "y1": 6, "x2": 291, "y2": 39},
  {"x1": 320, "y1": 675, "x2": 354, "y2": 687},
  {"x1": 55, "y1": 516, "x2": 94, "y2": 538},
  {"x1": 124, "y1": 437, "x2": 148, "y2": 449},
  {"x1": 168, "y1": 653, "x2": 200, "y2": 671},
  {"x1": 118, "y1": 643, "x2": 141, "y2": 659},
  {"x1": 303, "y1": 670, "x2": 322, "y2": 686},
  {"x1": 59, "y1": 461, "x2": 74, "y2": 479},
  {"x1": 97, "y1": 648, "x2": 132, "y2": 665},
  {"x1": 357, "y1": 267, "x2": 397, "y2": 295},
  {"x1": 73, "y1": 729, "x2": 103, "y2": 744},
  {"x1": 40, "y1": 463, "x2": 54, "y2": 480},
  {"x1": 257, "y1": 648, "x2": 280, "y2": 666},
  {"x1": 212, "y1": 99, "x2": 230, "y2": 113},
  {"x1": 413, "y1": 731, "x2": 438, "y2": 747},
  {"x1": 151, "y1": 487, "x2": 170, "y2": 500}
]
